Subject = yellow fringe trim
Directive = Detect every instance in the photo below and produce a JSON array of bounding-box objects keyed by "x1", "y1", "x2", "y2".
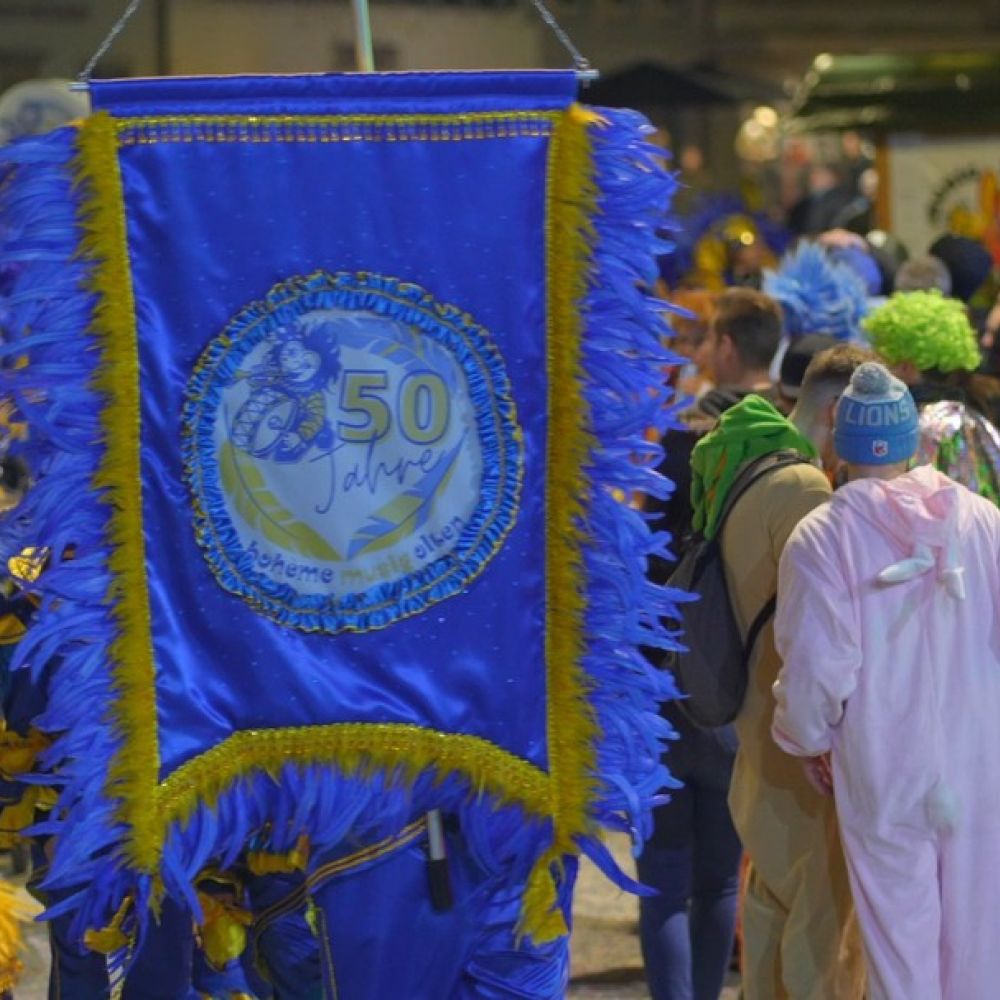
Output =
[
  {"x1": 520, "y1": 103, "x2": 605, "y2": 942},
  {"x1": 0, "y1": 879, "x2": 39, "y2": 991},
  {"x1": 155, "y1": 725, "x2": 549, "y2": 830},
  {"x1": 0, "y1": 615, "x2": 26, "y2": 646},
  {"x1": 246, "y1": 833, "x2": 310, "y2": 877},
  {"x1": 7, "y1": 546, "x2": 48, "y2": 584},
  {"x1": 0, "y1": 725, "x2": 48, "y2": 779},
  {"x1": 0, "y1": 725, "x2": 56, "y2": 846},
  {"x1": 0, "y1": 965, "x2": 20, "y2": 995},
  {"x1": 0, "y1": 398, "x2": 28, "y2": 446},
  {"x1": 113, "y1": 111, "x2": 560, "y2": 148},
  {"x1": 114, "y1": 112, "x2": 558, "y2": 128},
  {"x1": 75, "y1": 112, "x2": 162, "y2": 873},
  {"x1": 197, "y1": 890, "x2": 253, "y2": 970},
  {"x1": 84, "y1": 894, "x2": 132, "y2": 955}
]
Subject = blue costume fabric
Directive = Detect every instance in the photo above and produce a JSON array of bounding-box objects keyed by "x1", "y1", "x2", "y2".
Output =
[
  {"x1": 244, "y1": 821, "x2": 575, "y2": 999},
  {"x1": 0, "y1": 71, "x2": 689, "y2": 993}
]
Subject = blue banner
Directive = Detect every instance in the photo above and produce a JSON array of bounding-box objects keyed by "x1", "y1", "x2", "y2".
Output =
[
  {"x1": 0, "y1": 72, "x2": 684, "y2": 946},
  {"x1": 101, "y1": 80, "x2": 562, "y2": 776}
]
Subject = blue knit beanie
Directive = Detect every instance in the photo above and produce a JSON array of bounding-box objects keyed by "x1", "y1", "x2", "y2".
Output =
[{"x1": 835, "y1": 362, "x2": 919, "y2": 465}]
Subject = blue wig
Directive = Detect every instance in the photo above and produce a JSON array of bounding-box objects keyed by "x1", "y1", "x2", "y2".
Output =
[{"x1": 763, "y1": 241, "x2": 870, "y2": 342}]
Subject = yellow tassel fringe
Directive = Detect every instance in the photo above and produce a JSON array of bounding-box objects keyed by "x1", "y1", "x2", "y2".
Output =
[
  {"x1": 520, "y1": 103, "x2": 604, "y2": 942},
  {"x1": 0, "y1": 726, "x2": 48, "y2": 780},
  {"x1": 75, "y1": 112, "x2": 163, "y2": 874},
  {"x1": 246, "y1": 833, "x2": 310, "y2": 876},
  {"x1": 0, "y1": 879, "x2": 40, "y2": 991},
  {"x1": 157, "y1": 724, "x2": 550, "y2": 830},
  {"x1": 83, "y1": 894, "x2": 133, "y2": 955},
  {"x1": 197, "y1": 891, "x2": 253, "y2": 970}
]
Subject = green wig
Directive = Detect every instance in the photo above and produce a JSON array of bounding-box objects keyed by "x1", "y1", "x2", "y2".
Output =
[{"x1": 862, "y1": 289, "x2": 980, "y2": 373}]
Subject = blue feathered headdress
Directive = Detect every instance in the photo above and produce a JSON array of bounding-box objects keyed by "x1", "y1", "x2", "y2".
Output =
[
  {"x1": 763, "y1": 241, "x2": 870, "y2": 341},
  {"x1": 658, "y1": 192, "x2": 790, "y2": 289}
]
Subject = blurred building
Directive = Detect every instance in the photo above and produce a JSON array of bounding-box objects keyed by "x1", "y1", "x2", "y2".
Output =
[
  {"x1": 3, "y1": 0, "x2": 999, "y2": 212},
  {"x1": 2, "y1": 0, "x2": 998, "y2": 88}
]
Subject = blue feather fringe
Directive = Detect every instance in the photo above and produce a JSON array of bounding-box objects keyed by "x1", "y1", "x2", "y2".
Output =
[
  {"x1": 0, "y1": 127, "x2": 128, "y2": 931},
  {"x1": 574, "y1": 106, "x2": 687, "y2": 878}
]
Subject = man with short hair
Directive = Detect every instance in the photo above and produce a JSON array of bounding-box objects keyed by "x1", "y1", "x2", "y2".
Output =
[
  {"x1": 772, "y1": 361, "x2": 1000, "y2": 999},
  {"x1": 690, "y1": 344, "x2": 872, "y2": 1000},
  {"x1": 770, "y1": 333, "x2": 839, "y2": 416},
  {"x1": 649, "y1": 288, "x2": 783, "y2": 545},
  {"x1": 689, "y1": 287, "x2": 783, "y2": 429},
  {"x1": 892, "y1": 254, "x2": 953, "y2": 296}
]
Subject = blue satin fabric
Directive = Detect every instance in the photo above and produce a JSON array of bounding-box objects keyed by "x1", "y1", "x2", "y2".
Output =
[
  {"x1": 89, "y1": 73, "x2": 575, "y2": 779},
  {"x1": 247, "y1": 829, "x2": 572, "y2": 999},
  {"x1": 90, "y1": 71, "x2": 578, "y2": 116}
]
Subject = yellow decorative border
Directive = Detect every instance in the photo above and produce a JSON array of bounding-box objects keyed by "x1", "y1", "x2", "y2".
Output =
[
  {"x1": 76, "y1": 113, "x2": 162, "y2": 872},
  {"x1": 545, "y1": 104, "x2": 602, "y2": 842},
  {"x1": 157, "y1": 724, "x2": 549, "y2": 828},
  {"x1": 74, "y1": 105, "x2": 597, "y2": 940},
  {"x1": 520, "y1": 104, "x2": 602, "y2": 940},
  {"x1": 114, "y1": 112, "x2": 559, "y2": 146}
]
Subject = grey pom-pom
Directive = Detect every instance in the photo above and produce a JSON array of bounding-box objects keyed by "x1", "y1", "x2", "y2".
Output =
[{"x1": 851, "y1": 361, "x2": 893, "y2": 397}]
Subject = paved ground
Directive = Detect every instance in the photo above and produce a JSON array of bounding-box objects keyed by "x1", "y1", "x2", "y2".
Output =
[
  {"x1": 10, "y1": 834, "x2": 741, "y2": 998},
  {"x1": 568, "y1": 832, "x2": 650, "y2": 998}
]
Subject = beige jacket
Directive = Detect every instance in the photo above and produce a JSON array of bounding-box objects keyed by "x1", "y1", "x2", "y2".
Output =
[
  {"x1": 721, "y1": 461, "x2": 840, "y2": 898},
  {"x1": 718, "y1": 460, "x2": 864, "y2": 1000}
]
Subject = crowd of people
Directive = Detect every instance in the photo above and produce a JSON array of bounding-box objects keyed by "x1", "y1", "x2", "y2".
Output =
[
  {"x1": 1, "y1": 98, "x2": 998, "y2": 996},
  {"x1": 640, "y1": 224, "x2": 1000, "y2": 1000}
]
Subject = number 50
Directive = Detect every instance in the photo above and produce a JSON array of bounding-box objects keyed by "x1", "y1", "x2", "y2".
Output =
[{"x1": 337, "y1": 370, "x2": 450, "y2": 445}]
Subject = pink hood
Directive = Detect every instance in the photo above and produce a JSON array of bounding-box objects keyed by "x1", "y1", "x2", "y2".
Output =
[{"x1": 831, "y1": 464, "x2": 967, "y2": 599}]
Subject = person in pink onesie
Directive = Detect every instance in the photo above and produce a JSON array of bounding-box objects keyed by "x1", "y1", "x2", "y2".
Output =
[{"x1": 770, "y1": 361, "x2": 1000, "y2": 1000}]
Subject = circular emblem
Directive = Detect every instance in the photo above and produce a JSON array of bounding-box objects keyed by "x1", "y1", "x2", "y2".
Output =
[{"x1": 184, "y1": 271, "x2": 522, "y2": 633}]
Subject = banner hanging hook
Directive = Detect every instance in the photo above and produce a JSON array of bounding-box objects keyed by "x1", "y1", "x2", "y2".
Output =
[
  {"x1": 73, "y1": 0, "x2": 145, "y2": 90},
  {"x1": 71, "y1": 0, "x2": 597, "y2": 92},
  {"x1": 526, "y1": 0, "x2": 599, "y2": 84}
]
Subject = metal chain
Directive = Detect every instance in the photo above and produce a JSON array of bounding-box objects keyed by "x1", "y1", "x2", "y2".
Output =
[
  {"x1": 526, "y1": 0, "x2": 594, "y2": 75},
  {"x1": 78, "y1": 0, "x2": 146, "y2": 84}
]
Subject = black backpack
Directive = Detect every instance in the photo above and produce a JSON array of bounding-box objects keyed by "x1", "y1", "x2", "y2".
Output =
[{"x1": 662, "y1": 449, "x2": 810, "y2": 729}]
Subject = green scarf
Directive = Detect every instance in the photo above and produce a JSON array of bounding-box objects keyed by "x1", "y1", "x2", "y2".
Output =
[{"x1": 690, "y1": 393, "x2": 818, "y2": 539}]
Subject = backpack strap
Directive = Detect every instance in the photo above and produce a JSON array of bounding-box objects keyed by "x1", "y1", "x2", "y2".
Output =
[
  {"x1": 715, "y1": 449, "x2": 812, "y2": 658},
  {"x1": 743, "y1": 594, "x2": 776, "y2": 661},
  {"x1": 713, "y1": 449, "x2": 810, "y2": 535}
]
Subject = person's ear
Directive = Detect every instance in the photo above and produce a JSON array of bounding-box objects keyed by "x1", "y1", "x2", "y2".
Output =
[
  {"x1": 826, "y1": 395, "x2": 839, "y2": 429},
  {"x1": 715, "y1": 332, "x2": 734, "y2": 363},
  {"x1": 892, "y1": 360, "x2": 920, "y2": 386}
]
